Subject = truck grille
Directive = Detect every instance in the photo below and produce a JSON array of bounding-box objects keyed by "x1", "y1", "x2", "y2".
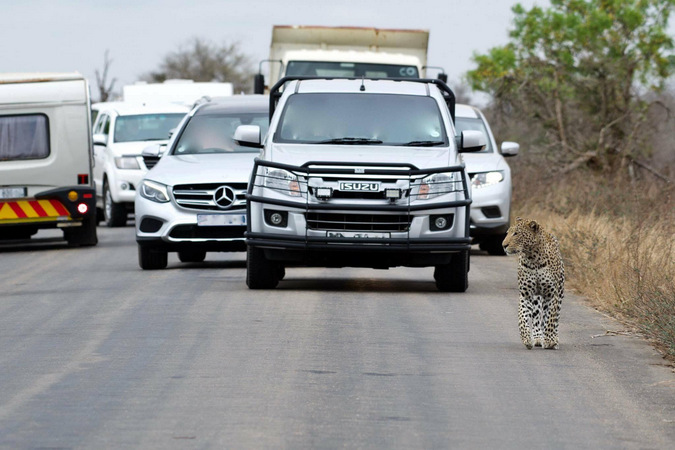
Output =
[
  {"x1": 172, "y1": 183, "x2": 247, "y2": 211},
  {"x1": 306, "y1": 213, "x2": 411, "y2": 232}
]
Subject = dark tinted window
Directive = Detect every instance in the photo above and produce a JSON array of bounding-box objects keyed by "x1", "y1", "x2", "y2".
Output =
[
  {"x1": 173, "y1": 112, "x2": 269, "y2": 154},
  {"x1": 0, "y1": 114, "x2": 50, "y2": 161},
  {"x1": 275, "y1": 93, "x2": 447, "y2": 146},
  {"x1": 286, "y1": 61, "x2": 419, "y2": 78}
]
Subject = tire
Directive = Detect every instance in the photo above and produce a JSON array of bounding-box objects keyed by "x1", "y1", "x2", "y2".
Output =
[
  {"x1": 479, "y1": 234, "x2": 507, "y2": 256},
  {"x1": 138, "y1": 245, "x2": 168, "y2": 270},
  {"x1": 103, "y1": 181, "x2": 127, "y2": 227},
  {"x1": 64, "y1": 217, "x2": 98, "y2": 246},
  {"x1": 434, "y1": 250, "x2": 469, "y2": 292},
  {"x1": 178, "y1": 249, "x2": 206, "y2": 263},
  {"x1": 246, "y1": 245, "x2": 279, "y2": 289}
]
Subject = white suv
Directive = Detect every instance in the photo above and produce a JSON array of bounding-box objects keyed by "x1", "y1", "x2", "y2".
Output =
[
  {"x1": 456, "y1": 104, "x2": 519, "y2": 255},
  {"x1": 135, "y1": 96, "x2": 269, "y2": 269},
  {"x1": 236, "y1": 77, "x2": 486, "y2": 292},
  {"x1": 91, "y1": 102, "x2": 188, "y2": 226}
]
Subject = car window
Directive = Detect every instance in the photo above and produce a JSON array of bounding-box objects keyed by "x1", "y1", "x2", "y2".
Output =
[
  {"x1": 113, "y1": 113, "x2": 185, "y2": 143},
  {"x1": 274, "y1": 93, "x2": 447, "y2": 146},
  {"x1": 173, "y1": 112, "x2": 269, "y2": 154},
  {"x1": 455, "y1": 117, "x2": 493, "y2": 153},
  {"x1": 0, "y1": 114, "x2": 50, "y2": 161}
]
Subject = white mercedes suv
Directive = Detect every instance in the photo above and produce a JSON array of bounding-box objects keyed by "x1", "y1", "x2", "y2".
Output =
[{"x1": 135, "y1": 95, "x2": 268, "y2": 269}]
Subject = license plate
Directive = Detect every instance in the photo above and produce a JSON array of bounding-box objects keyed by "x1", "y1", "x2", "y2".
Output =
[
  {"x1": 197, "y1": 214, "x2": 246, "y2": 226},
  {"x1": 339, "y1": 181, "x2": 380, "y2": 192},
  {"x1": 327, "y1": 231, "x2": 390, "y2": 239},
  {"x1": 0, "y1": 187, "x2": 26, "y2": 199}
]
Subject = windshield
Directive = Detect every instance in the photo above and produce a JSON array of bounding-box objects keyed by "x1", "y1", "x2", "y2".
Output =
[
  {"x1": 455, "y1": 117, "x2": 493, "y2": 153},
  {"x1": 114, "y1": 113, "x2": 185, "y2": 143},
  {"x1": 172, "y1": 112, "x2": 269, "y2": 154},
  {"x1": 286, "y1": 61, "x2": 419, "y2": 78},
  {"x1": 274, "y1": 93, "x2": 448, "y2": 146}
]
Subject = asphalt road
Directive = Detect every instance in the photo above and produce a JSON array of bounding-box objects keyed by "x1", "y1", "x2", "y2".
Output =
[{"x1": 0, "y1": 226, "x2": 674, "y2": 449}]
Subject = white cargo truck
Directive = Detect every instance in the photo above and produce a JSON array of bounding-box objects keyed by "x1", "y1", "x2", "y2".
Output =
[
  {"x1": 0, "y1": 73, "x2": 98, "y2": 245},
  {"x1": 123, "y1": 79, "x2": 234, "y2": 105},
  {"x1": 254, "y1": 25, "x2": 435, "y2": 93}
]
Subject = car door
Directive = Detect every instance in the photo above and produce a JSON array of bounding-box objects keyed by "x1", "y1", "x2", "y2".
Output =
[{"x1": 92, "y1": 113, "x2": 111, "y2": 202}]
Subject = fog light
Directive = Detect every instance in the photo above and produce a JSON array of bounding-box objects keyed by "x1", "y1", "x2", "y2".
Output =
[
  {"x1": 264, "y1": 209, "x2": 288, "y2": 228},
  {"x1": 120, "y1": 182, "x2": 130, "y2": 190},
  {"x1": 430, "y1": 214, "x2": 453, "y2": 231},
  {"x1": 77, "y1": 203, "x2": 88, "y2": 214},
  {"x1": 68, "y1": 191, "x2": 78, "y2": 202},
  {"x1": 270, "y1": 213, "x2": 283, "y2": 225}
]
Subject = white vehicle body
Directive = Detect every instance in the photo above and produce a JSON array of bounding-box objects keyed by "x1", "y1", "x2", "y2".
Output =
[
  {"x1": 257, "y1": 26, "x2": 429, "y2": 93},
  {"x1": 455, "y1": 104, "x2": 519, "y2": 255},
  {"x1": 0, "y1": 72, "x2": 98, "y2": 245},
  {"x1": 240, "y1": 78, "x2": 486, "y2": 291},
  {"x1": 123, "y1": 79, "x2": 234, "y2": 105},
  {"x1": 135, "y1": 96, "x2": 269, "y2": 269},
  {"x1": 91, "y1": 102, "x2": 189, "y2": 226}
]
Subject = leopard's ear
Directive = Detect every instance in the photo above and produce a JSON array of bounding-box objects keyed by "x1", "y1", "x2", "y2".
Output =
[
  {"x1": 515, "y1": 216, "x2": 523, "y2": 222},
  {"x1": 528, "y1": 220, "x2": 540, "y2": 232}
]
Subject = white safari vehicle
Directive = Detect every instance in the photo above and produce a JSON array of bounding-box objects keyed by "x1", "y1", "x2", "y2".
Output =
[
  {"x1": 91, "y1": 102, "x2": 188, "y2": 226},
  {"x1": 236, "y1": 77, "x2": 486, "y2": 291},
  {"x1": 0, "y1": 73, "x2": 98, "y2": 246}
]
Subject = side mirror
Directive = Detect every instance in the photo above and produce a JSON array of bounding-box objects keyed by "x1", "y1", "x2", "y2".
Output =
[
  {"x1": 437, "y1": 73, "x2": 448, "y2": 83},
  {"x1": 142, "y1": 144, "x2": 162, "y2": 158},
  {"x1": 168, "y1": 128, "x2": 177, "y2": 139},
  {"x1": 501, "y1": 141, "x2": 520, "y2": 157},
  {"x1": 93, "y1": 133, "x2": 107, "y2": 146},
  {"x1": 234, "y1": 125, "x2": 263, "y2": 149},
  {"x1": 459, "y1": 130, "x2": 487, "y2": 152},
  {"x1": 253, "y1": 74, "x2": 265, "y2": 95}
]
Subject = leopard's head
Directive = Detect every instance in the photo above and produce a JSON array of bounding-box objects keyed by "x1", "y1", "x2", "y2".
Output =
[{"x1": 502, "y1": 217, "x2": 540, "y2": 256}]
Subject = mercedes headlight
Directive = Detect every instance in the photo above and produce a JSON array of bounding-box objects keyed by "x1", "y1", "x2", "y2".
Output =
[
  {"x1": 418, "y1": 172, "x2": 457, "y2": 200},
  {"x1": 264, "y1": 168, "x2": 302, "y2": 197},
  {"x1": 140, "y1": 180, "x2": 170, "y2": 203},
  {"x1": 471, "y1": 171, "x2": 504, "y2": 189},
  {"x1": 115, "y1": 156, "x2": 141, "y2": 170}
]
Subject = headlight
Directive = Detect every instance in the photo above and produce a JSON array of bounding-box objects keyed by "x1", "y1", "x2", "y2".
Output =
[
  {"x1": 418, "y1": 172, "x2": 457, "y2": 200},
  {"x1": 139, "y1": 180, "x2": 170, "y2": 203},
  {"x1": 264, "y1": 168, "x2": 302, "y2": 197},
  {"x1": 115, "y1": 156, "x2": 141, "y2": 169},
  {"x1": 471, "y1": 171, "x2": 504, "y2": 189}
]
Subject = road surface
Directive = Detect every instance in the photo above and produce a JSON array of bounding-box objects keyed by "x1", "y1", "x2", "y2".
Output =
[{"x1": 0, "y1": 227, "x2": 673, "y2": 448}]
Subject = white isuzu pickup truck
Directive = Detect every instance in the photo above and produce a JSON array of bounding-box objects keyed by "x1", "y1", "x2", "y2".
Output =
[{"x1": 236, "y1": 77, "x2": 486, "y2": 291}]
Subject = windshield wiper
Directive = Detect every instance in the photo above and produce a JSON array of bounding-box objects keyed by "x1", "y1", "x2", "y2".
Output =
[
  {"x1": 401, "y1": 140, "x2": 445, "y2": 147},
  {"x1": 316, "y1": 137, "x2": 383, "y2": 145}
]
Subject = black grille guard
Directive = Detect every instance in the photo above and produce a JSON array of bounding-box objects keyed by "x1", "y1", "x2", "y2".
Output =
[{"x1": 245, "y1": 158, "x2": 473, "y2": 251}]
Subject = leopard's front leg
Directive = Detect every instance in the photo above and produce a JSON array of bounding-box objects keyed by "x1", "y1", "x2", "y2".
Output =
[{"x1": 518, "y1": 294, "x2": 534, "y2": 349}]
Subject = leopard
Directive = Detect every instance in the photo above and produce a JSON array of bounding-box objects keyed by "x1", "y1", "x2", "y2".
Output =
[{"x1": 502, "y1": 217, "x2": 564, "y2": 350}]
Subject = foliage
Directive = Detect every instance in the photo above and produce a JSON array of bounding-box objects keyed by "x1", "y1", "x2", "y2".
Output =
[
  {"x1": 143, "y1": 37, "x2": 254, "y2": 94},
  {"x1": 468, "y1": 0, "x2": 675, "y2": 174}
]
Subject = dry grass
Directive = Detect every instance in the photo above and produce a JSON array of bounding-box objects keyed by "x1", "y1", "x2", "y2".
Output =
[{"x1": 512, "y1": 170, "x2": 675, "y2": 360}]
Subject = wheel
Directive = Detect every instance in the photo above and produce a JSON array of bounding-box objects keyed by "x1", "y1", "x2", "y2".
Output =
[
  {"x1": 479, "y1": 234, "x2": 507, "y2": 256},
  {"x1": 138, "y1": 245, "x2": 168, "y2": 270},
  {"x1": 434, "y1": 250, "x2": 469, "y2": 292},
  {"x1": 64, "y1": 217, "x2": 98, "y2": 246},
  {"x1": 246, "y1": 245, "x2": 279, "y2": 289},
  {"x1": 103, "y1": 181, "x2": 127, "y2": 227},
  {"x1": 178, "y1": 249, "x2": 206, "y2": 263}
]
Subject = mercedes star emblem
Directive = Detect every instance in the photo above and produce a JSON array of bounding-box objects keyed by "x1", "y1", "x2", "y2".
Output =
[{"x1": 213, "y1": 186, "x2": 236, "y2": 209}]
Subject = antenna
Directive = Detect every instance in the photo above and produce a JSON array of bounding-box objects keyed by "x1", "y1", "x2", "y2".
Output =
[{"x1": 360, "y1": 76, "x2": 366, "y2": 92}]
